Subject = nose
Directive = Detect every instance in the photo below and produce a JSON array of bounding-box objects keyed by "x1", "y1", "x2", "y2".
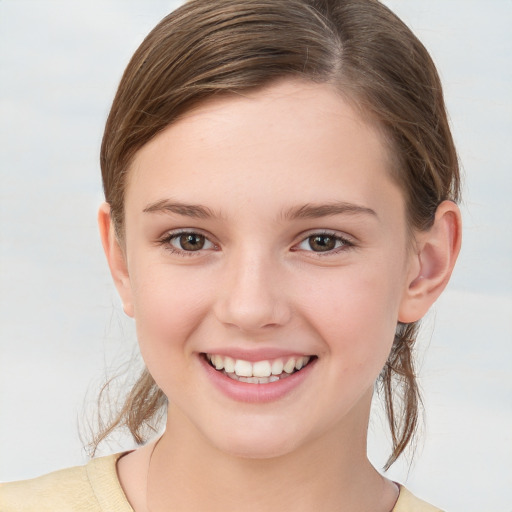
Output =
[{"x1": 213, "y1": 249, "x2": 291, "y2": 333}]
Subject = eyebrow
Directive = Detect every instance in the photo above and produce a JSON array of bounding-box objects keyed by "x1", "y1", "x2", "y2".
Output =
[
  {"x1": 281, "y1": 201, "x2": 377, "y2": 220},
  {"x1": 143, "y1": 199, "x2": 377, "y2": 221},
  {"x1": 143, "y1": 199, "x2": 219, "y2": 219}
]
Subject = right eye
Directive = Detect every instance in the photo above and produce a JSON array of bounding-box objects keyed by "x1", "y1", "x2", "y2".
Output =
[
  {"x1": 159, "y1": 231, "x2": 216, "y2": 255},
  {"x1": 172, "y1": 233, "x2": 209, "y2": 251}
]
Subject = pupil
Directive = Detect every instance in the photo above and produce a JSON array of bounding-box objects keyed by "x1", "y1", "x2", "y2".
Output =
[
  {"x1": 310, "y1": 235, "x2": 335, "y2": 252},
  {"x1": 180, "y1": 234, "x2": 205, "y2": 251}
]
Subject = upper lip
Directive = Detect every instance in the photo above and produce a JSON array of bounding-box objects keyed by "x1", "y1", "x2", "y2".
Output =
[{"x1": 200, "y1": 348, "x2": 315, "y2": 362}]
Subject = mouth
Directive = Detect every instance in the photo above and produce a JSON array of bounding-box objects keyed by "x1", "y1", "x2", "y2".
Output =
[{"x1": 203, "y1": 353, "x2": 316, "y2": 384}]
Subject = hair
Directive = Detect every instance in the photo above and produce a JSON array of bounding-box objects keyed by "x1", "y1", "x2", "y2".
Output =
[{"x1": 95, "y1": 0, "x2": 460, "y2": 469}]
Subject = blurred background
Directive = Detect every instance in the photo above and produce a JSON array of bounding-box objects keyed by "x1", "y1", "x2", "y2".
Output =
[{"x1": 0, "y1": 1, "x2": 510, "y2": 509}]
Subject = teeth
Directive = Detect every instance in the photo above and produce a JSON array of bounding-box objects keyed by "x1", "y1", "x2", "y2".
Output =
[
  {"x1": 234, "y1": 359, "x2": 253, "y2": 377},
  {"x1": 271, "y1": 359, "x2": 284, "y2": 375},
  {"x1": 206, "y1": 354, "x2": 312, "y2": 382},
  {"x1": 224, "y1": 356, "x2": 235, "y2": 373},
  {"x1": 212, "y1": 354, "x2": 224, "y2": 370},
  {"x1": 295, "y1": 357, "x2": 306, "y2": 370},
  {"x1": 253, "y1": 360, "x2": 271, "y2": 377},
  {"x1": 226, "y1": 374, "x2": 281, "y2": 384},
  {"x1": 283, "y1": 357, "x2": 296, "y2": 374}
]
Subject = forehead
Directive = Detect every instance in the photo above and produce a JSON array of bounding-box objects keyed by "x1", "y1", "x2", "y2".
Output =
[{"x1": 127, "y1": 79, "x2": 403, "y2": 219}]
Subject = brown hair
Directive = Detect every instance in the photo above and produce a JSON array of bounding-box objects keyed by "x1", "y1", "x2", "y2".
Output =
[{"x1": 95, "y1": 0, "x2": 460, "y2": 469}]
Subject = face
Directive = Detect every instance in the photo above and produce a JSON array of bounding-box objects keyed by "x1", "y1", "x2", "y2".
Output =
[{"x1": 116, "y1": 80, "x2": 418, "y2": 459}]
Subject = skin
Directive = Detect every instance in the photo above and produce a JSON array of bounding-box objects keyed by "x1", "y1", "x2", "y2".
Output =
[{"x1": 99, "y1": 80, "x2": 461, "y2": 511}]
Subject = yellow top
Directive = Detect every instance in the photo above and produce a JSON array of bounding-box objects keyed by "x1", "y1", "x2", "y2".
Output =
[{"x1": 0, "y1": 453, "x2": 442, "y2": 511}]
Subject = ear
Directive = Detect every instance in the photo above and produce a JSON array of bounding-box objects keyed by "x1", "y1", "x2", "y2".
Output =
[
  {"x1": 98, "y1": 202, "x2": 134, "y2": 317},
  {"x1": 399, "y1": 200, "x2": 462, "y2": 323}
]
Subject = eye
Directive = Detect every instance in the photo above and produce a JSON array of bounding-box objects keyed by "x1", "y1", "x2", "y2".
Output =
[
  {"x1": 296, "y1": 232, "x2": 353, "y2": 253},
  {"x1": 172, "y1": 233, "x2": 207, "y2": 251},
  {"x1": 160, "y1": 231, "x2": 216, "y2": 254}
]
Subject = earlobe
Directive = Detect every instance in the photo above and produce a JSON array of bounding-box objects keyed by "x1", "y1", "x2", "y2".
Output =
[
  {"x1": 98, "y1": 203, "x2": 134, "y2": 317},
  {"x1": 398, "y1": 200, "x2": 462, "y2": 323}
]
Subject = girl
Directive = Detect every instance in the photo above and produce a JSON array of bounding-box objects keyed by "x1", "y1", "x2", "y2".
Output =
[{"x1": 1, "y1": 0, "x2": 462, "y2": 510}]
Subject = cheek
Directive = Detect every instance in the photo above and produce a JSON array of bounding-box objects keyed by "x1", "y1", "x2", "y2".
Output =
[
  {"x1": 299, "y1": 263, "x2": 403, "y2": 368},
  {"x1": 129, "y1": 265, "x2": 212, "y2": 369}
]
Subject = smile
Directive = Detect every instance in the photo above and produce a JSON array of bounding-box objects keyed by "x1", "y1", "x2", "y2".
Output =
[{"x1": 205, "y1": 354, "x2": 313, "y2": 384}]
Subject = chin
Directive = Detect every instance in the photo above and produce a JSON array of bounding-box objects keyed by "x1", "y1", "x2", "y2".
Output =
[{"x1": 203, "y1": 415, "x2": 309, "y2": 461}]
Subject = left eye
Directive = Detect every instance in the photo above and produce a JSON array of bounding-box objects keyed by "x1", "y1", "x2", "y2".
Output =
[
  {"x1": 168, "y1": 232, "x2": 215, "y2": 252},
  {"x1": 297, "y1": 233, "x2": 350, "y2": 253}
]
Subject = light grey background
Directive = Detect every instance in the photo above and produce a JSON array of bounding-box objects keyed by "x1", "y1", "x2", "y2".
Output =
[{"x1": 0, "y1": 1, "x2": 510, "y2": 510}]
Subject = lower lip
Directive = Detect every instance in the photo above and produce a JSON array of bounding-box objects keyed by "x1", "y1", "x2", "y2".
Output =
[{"x1": 200, "y1": 355, "x2": 317, "y2": 403}]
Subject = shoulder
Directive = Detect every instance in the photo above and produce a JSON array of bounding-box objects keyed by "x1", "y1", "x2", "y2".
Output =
[
  {"x1": 0, "y1": 453, "x2": 133, "y2": 512},
  {"x1": 0, "y1": 463, "x2": 94, "y2": 512},
  {"x1": 393, "y1": 485, "x2": 444, "y2": 512}
]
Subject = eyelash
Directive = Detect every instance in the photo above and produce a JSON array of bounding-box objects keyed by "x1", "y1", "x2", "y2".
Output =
[
  {"x1": 294, "y1": 231, "x2": 355, "y2": 256},
  {"x1": 157, "y1": 230, "x2": 355, "y2": 257},
  {"x1": 157, "y1": 230, "x2": 217, "y2": 257}
]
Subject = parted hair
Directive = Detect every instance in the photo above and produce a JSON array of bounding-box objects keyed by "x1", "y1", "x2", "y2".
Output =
[{"x1": 95, "y1": 0, "x2": 460, "y2": 469}]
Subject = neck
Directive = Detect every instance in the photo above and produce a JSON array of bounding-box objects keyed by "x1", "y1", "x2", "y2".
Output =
[{"x1": 144, "y1": 394, "x2": 396, "y2": 512}]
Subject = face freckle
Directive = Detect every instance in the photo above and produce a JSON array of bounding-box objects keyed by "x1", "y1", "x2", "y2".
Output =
[{"x1": 120, "y1": 79, "x2": 414, "y2": 459}]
